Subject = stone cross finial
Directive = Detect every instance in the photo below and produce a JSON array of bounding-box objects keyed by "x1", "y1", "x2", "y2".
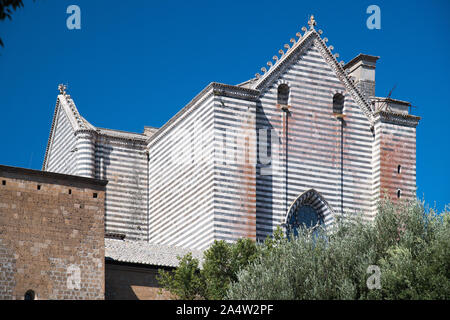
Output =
[
  {"x1": 58, "y1": 84, "x2": 67, "y2": 95},
  {"x1": 308, "y1": 15, "x2": 317, "y2": 30}
]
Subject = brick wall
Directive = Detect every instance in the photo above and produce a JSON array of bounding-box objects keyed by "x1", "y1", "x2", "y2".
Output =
[
  {"x1": 0, "y1": 165, "x2": 107, "y2": 300},
  {"x1": 379, "y1": 121, "x2": 417, "y2": 202},
  {"x1": 371, "y1": 112, "x2": 419, "y2": 215}
]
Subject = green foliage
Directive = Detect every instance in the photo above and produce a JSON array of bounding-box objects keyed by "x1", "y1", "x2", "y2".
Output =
[
  {"x1": 158, "y1": 200, "x2": 449, "y2": 300},
  {"x1": 202, "y1": 238, "x2": 258, "y2": 299},
  {"x1": 367, "y1": 205, "x2": 450, "y2": 300},
  {"x1": 157, "y1": 238, "x2": 258, "y2": 300},
  {"x1": 227, "y1": 200, "x2": 450, "y2": 300},
  {"x1": 157, "y1": 253, "x2": 204, "y2": 300},
  {"x1": 1, "y1": 0, "x2": 36, "y2": 47},
  {"x1": 0, "y1": 0, "x2": 24, "y2": 21}
]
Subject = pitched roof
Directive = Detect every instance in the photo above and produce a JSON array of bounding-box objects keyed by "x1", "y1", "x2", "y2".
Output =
[
  {"x1": 95, "y1": 127, "x2": 148, "y2": 141},
  {"x1": 42, "y1": 91, "x2": 151, "y2": 170},
  {"x1": 105, "y1": 239, "x2": 204, "y2": 268},
  {"x1": 42, "y1": 95, "x2": 79, "y2": 170},
  {"x1": 247, "y1": 16, "x2": 376, "y2": 126},
  {"x1": 44, "y1": 16, "x2": 382, "y2": 167},
  {"x1": 145, "y1": 82, "x2": 259, "y2": 148}
]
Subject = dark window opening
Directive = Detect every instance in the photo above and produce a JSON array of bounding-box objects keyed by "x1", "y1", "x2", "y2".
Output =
[
  {"x1": 277, "y1": 84, "x2": 290, "y2": 106},
  {"x1": 24, "y1": 290, "x2": 35, "y2": 300},
  {"x1": 2, "y1": 180, "x2": 5, "y2": 186},
  {"x1": 37, "y1": 185, "x2": 41, "y2": 190},
  {"x1": 93, "y1": 193, "x2": 98, "y2": 198},
  {"x1": 397, "y1": 165, "x2": 402, "y2": 174},
  {"x1": 333, "y1": 93, "x2": 345, "y2": 114},
  {"x1": 105, "y1": 232, "x2": 126, "y2": 240},
  {"x1": 68, "y1": 189, "x2": 72, "y2": 195},
  {"x1": 287, "y1": 205, "x2": 324, "y2": 237},
  {"x1": 397, "y1": 189, "x2": 402, "y2": 199}
]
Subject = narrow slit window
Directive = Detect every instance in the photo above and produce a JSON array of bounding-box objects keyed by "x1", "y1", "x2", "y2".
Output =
[
  {"x1": 333, "y1": 93, "x2": 345, "y2": 114},
  {"x1": 397, "y1": 189, "x2": 401, "y2": 199},
  {"x1": 277, "y1": 84, "x2": 290, "y2": 106},
  {"x1": 68, "y1": 189, "x2": 72, "y2": 195},
  {"x1": 397, "y1": 165, "x2": 402, "y2": 174}
]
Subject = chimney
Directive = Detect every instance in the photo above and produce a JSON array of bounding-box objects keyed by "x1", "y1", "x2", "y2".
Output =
[{"x1": 344, "y1": 54, "x2": 379, "y2": 100}]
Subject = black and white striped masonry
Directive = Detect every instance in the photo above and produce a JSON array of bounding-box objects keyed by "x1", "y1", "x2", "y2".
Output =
[{"x1": 43, "y1": 16, "x2": 420, "y2": 249}]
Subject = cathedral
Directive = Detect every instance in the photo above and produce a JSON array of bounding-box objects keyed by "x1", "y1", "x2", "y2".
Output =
[{"x1": 42, "y1": 16, "x2": 420, "y2": 250}]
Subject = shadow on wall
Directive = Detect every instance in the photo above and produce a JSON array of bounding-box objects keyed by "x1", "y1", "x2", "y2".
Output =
[
  {"x1": 255, "y1": 101, "x2": 276, "y2": 241},
  {"x1": 105, "y1": 260, "x2": 173, "y2": 300}
]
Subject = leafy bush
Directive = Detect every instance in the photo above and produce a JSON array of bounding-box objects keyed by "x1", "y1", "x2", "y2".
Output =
[
  {"x1": 158, "y1": 200, "x2": 449, "y2": 300},
  {"x1": 157, "y1": 252, "x2": 203, "y2": 300},
  {"x1": 157, "y1": 238, "x2": 258, "y2": 300},
  {"x1": 227, "y1": 200, "x2": 450, "y2": 300}
]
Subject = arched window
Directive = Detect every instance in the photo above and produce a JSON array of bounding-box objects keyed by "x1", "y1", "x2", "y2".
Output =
[
  {"x1": 333, "y1": 93, "x2": 345, "y2": 114},
  {"x1": 284, "y1": 189, "x2": 333, "y2": 237},
  {"x1": 24, "y1": 290, "x2": 35, "y2": 300},
  {"x1": 288, "y1": 205, "x2": 324, "y2": 230},
  {"x1": 277, "y1": 84, "x2": 290, "y2": 106}
]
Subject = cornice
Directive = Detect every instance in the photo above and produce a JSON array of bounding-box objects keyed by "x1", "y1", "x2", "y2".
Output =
[
  {"x1": 146, "y1": 84, "x2": 215, "y2": 148},
  {"x1": 374, "y1": 110, "x2": 420, "y2": 128},
  {"x1": 146, "y1": 82, "x2": 259, "y2": 148},
  {"x1": 75, "y1": 129, "x2": 148, "y2": 146},
  {"x1": 344, "y1": 53, "x2": 379, "y2": 70},
  {"x1": 1, "y1": 164, "x2": 107, "y2": 187},
  {"x1": 211, "y1": 83, "x2": 259, "y2": 101}
]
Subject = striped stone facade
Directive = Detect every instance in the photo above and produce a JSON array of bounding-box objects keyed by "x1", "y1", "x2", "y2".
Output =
[
  {"x1": 147, "y1": 91, "x2": 216, "y2": 249},
  {"x1": 43, "y1": 94, "x2": 149, "y2": 241},
  {"x1": 252, "y1": 39, "x2": 375, "y2": 239},
  {"x1": 43, "y1": 18, "x2": 420, "y2": 249},
  {"x1": 94, "y1": 133, "x2": 148, "y2": 241},
  {"x1": 44, "y1": 97, "x2": 78, "y2": 176}
]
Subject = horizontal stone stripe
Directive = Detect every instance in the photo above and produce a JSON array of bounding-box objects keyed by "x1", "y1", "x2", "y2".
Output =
[{"x1": 46, "y1": 107, "x2": 78, "y2": 175}]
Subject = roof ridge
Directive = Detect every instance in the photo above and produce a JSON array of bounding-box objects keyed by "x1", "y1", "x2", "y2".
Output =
[
  {"x1": 146, "y1": 82, "x2": 260, "y2": 147},
  {"x1": 42, "y1": 96, "x2": 61, "y2": 170},
  {"x1": 252, "y1": 26, "x2": 315, "y2": 88},
  {"x1": 251, "y1": 16, "x2": 375, "y2": 126},
  {"x1": 96, "y1": 127, "x2": 146, "y2": 136}
]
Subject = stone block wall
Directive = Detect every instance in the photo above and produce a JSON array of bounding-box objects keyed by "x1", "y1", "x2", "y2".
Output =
[{"x1": 0, "y1": 165, "x2": 107, "y2": 300}]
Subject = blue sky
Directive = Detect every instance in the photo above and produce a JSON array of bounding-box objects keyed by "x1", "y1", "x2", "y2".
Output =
[{"x1": 0, "y1": 0, "x2": 449, "y2": 211}]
